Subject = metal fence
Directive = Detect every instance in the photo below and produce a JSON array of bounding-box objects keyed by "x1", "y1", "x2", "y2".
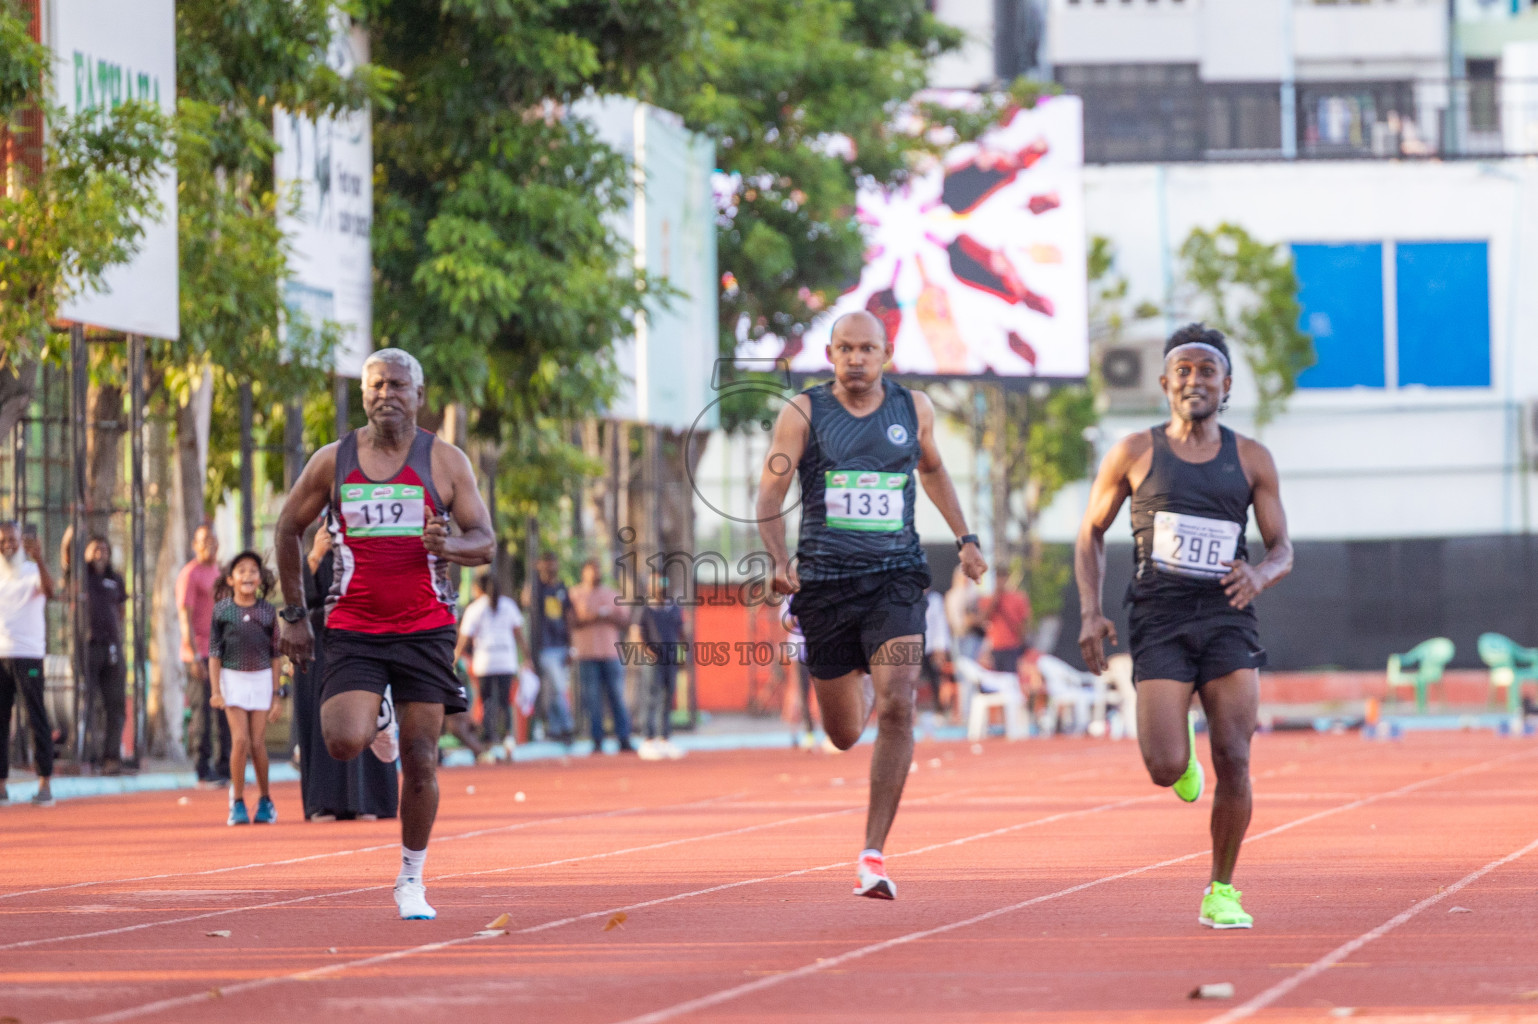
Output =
[{"x1": 1057, "y1": 72, "x2": 1538, "y2": 163}]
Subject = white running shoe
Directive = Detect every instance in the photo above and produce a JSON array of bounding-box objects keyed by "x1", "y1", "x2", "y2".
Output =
[
  {"x1": 662, "y1": 739, "x2": 686, "y2": 760},
  {"x1": 394, "y1": 877, "x2": 436, "y2": 920},
  {"x1": 371, "y1": 689, "x2": 399, "y2": 763},
  {"x1": 853, "y1": 852, "x2": 896, "y2": 900},
  {"x1": 637, "y1": 738, "x2": 665, "y2": 761}
]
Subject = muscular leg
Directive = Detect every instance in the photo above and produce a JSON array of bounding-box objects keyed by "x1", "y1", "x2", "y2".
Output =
[
  {"x1": 1197, "y1": 669, "x2": 1259, "y2": 885},
  {"x1": 321, "y1": 689, "x2": 384, "y2": 761},
  {"x1": 1135, "y1": 678, "x2": 1197, "y2": 787},
  {"x1": 397, "y1": 701, "x2": 446, "y2": 851},
  {"x1": 815, "y1": 634, "x2": 922, "y2": 853}
]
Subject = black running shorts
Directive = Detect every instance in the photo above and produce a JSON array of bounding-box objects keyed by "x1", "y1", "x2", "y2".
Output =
[
  {"x1": 321, "y1": 626, "x2": 468, "y2": 713},
  {"x1": 789, "y1": 567, "x2": 930, "y2": 681},
  {"x1": 1128, "y1": 594, "x2": 1266, "y2": 690}
]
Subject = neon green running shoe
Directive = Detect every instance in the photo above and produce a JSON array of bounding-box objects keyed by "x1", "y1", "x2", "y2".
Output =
[
  {"x1": 1199, "y1": 882, "x2": 1254, "y2": 929},
  {"x1": 1172, "y1": 712, "x2": 1204, "y2": 803}
]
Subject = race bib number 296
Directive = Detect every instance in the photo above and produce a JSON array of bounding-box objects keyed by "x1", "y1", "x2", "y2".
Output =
[
  {"x1": 1151, "y1": 511, "x2": 1239, "y2": 579},
  {"x1": 341, "y1": 483, "x2": 426, "y2": 538}
]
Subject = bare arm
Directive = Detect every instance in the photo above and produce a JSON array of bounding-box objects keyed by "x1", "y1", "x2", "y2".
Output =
[
  {"x1": 756, "y1": 394, "x2": 811, "y2": 594},
  {"x1": 273, "y1": 443, "x2": 338, "y2": 669},
  {"x1": 24, "y1": 536, "x2": 54, "y2": 600},
  {"x1": 514, "y1": 624, "x2": 533, "y2": 668},
  {"x1": 209, "y1": 657, "x2": 224, "y2": 709},
  {"x1": 912, "y1": 392, "x2": 984, "y2": 581},
  {"x1": 425, "y1": 443, "x2": 495, "y2": 567},
  {"x1": 1074, "y1": 435, "x2": 1140, "y2": 673},
  {"x1": 1223, "y1": 440, "x2": 1293, "y2": 609}
]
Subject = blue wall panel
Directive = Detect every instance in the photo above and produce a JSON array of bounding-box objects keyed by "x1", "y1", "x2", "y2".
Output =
[
  {"x1": 1293, "y1": 243, "x2": 1385, "y2": 389},
  {"x1": 1395, "y1": 241, "x2": 1491, "y2": 388}
]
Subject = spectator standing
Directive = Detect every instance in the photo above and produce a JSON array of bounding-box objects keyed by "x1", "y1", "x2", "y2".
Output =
[
  {"x1": 456, "y1": 571, "x2": 532, "y2": 752},
  {"x1": 569, "y1": 558, "x2": 634, "y2": 754},
  {"x1": 294, "y1": 525, "x2": 398, "y2": 821},
  {"x1": 61, "y1": 530, "x2": 129, "y2": 774},
  {"x1": 0, "y1": 522, "x2": 55, "y2": 805},
  {"x1": 177, "y1": 523, "x2": 229, "y2": 784},
  {"x1": 209, "y1": 550, "x2": 282, "y2": 826},
  {"x1": 982, "y1": 565, "x2": 1032, "y2": 674},
  {"x1": 523, "y1": 551, "x2": 575, "y2": 744},
  {"x1": 636, "y1": 575, "x2": 686, "y2": 761}
]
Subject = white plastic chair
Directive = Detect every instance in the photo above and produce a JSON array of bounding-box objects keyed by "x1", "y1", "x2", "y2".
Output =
[
  {"x1": 952, "y1": 656, "x2": 1029, "y2": 742},
  {"x1": 1095, "y1": 653, "x2": 1137, "y2": 739},
  {"x1": 1035, "y1": 654, "x2": 1097, "y2": 735}
]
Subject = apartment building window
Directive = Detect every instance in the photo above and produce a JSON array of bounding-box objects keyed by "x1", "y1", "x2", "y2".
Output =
[
  {"x1": 1294, "y1": 241, "x2": 1491, "y2": 390},
  {"x1": 1056, "y1": 63, "x2": 1203, "y2": 161},
  {"x1": 1297, "y1": 81, "x2": 1420, "y2": 157},
  {"x1": 1468, "y1": 59, "x2": 1499, "y2": 134},
  {"x1": 1206, "y1": 84, "x2": 1283, "y2": 154}
]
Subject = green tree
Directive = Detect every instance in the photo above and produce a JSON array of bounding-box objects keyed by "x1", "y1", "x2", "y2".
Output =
[
  {"x1": 0, "y1": 0, "x2": 168, "y2": 432},
  {"x1": 366, "y1": 0, "x2": 697, "y2": 541},
  {"x1": 1177, "y1": 223, "x2": 1315, "y2": 427}
]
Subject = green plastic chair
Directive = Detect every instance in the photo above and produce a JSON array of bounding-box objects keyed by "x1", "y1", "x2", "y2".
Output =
[
  {"x1": 1386, "y1": 637, "x2": 1455, "y2": 713},
  {"x1": 1477, "y1": 632, "x2": 1538, "y2": 716}
]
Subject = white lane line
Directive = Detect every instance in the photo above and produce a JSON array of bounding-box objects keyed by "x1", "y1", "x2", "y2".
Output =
[
  {"x1": 1202, "y1": 833, "x2": 1538, "y2": 1024},
  {"x1": 605, "y1": 749, "x2": 1537, "y2": 1024},
  {"x1": 38, "y1": 790, "x2": 1151, "y2": 1024},
  {"x1": 0, "y1": 792, "x2": 750, "y2": 902}
]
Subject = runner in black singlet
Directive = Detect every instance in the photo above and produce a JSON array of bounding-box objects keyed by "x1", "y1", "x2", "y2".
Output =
[
  {"x1": 1074, "y1": 323, "x2": 1293, "y2": 930},
  {"x1": 757, "y1": 311, "x2": 987, "y2": 900}
]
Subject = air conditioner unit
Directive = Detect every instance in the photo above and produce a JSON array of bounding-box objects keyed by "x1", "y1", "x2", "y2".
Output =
[{"x1": 1101, "y1": 338, "x2": 1166, "y2": 411}]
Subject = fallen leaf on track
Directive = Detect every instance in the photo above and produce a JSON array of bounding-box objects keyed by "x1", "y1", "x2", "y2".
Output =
[
  {"x1": 206, "y1": 930, "x2": 231, "y2": 938},
  {"x1": 486, "y1": 913, "x2": 510, "y2": 929},
  {"x1": 1189, "y1": 983, "x2": 1234, "y2": 1000},
  {"x1": 474, "y1": 929, "x2": 507, "y2": 938},
  {"x1": 209, "y1": 988, "x2": 223, "y2": 999},
  {"x1": 1449, "y1": 906, "x2": 1473, "y2": 914},
  {"x1": 1, "y1": 1015, "x2": 21, "y2": 1023},
  {"x1": 603, "y1": 912, "x2": 628, "y2": 931}
]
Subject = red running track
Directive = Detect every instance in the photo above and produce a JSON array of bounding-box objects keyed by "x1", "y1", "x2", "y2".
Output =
[{"x1": 2, "y1": 731, "x2": 1537, "y2": 1023}]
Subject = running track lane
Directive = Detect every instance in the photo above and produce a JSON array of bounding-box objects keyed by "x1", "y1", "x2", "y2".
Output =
[{"x1": 0, "y1": 733, "x2": 1532, "y2": 1023}]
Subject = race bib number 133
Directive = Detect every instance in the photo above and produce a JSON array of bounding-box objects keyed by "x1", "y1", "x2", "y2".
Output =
[
  {"x1": 1151, "y1": 511, "x2": 1239, "y2": 579},
  {"x1": 341, "y1": 483, "x2": 426, "y2": 538},
  {"x1": 824, "y1": 471, "x2": 906, "y2": 532}
]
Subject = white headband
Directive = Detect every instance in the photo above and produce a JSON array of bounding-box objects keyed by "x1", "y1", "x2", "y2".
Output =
[{"x1": 1166, "y1": 341, "x2": 1230, "y2": 373}]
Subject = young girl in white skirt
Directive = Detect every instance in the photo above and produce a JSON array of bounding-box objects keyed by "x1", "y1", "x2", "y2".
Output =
[{"x1": 209, "y1": 550, "x2": 282, "y2": 825}]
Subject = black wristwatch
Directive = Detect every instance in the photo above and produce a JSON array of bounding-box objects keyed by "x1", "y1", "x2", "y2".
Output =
[
  {"x1": 956, "y1": 534, "x2": 980, "y2": 552},
  {"x1": 279, "y1": 605, "x2": 308, "y2": 624}
]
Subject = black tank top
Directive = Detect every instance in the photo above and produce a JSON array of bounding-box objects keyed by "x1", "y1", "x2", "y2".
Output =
[
  {"x1": 1128, "y1": 425, "x2": 1252, "y2": 602},
  {"x1": 795, "y1": 379, "x2": 926, "y2": 582}
]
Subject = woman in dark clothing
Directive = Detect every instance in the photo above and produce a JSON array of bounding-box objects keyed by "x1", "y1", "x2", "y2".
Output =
[{"x1": 293, "y1": 526, "x2": 398, "y2": 821}]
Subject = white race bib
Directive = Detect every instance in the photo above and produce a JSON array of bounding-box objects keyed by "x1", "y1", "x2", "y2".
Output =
[
  {"x1": 824, "y1": 471, "x2": 907, "y2": 532},
  {"x1": 340, "y1": 483, "x2": 426, "y2": 538},
  {"x1": 1151, "y1": 511, "x2": 1240, "y2": 579}
]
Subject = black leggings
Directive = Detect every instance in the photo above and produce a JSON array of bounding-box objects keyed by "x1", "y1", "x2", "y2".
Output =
[
  {"x1": 0, "y1": 658, "x2": 53, "y2": 779},
  {"x1": 480, "y1": 673, "x2": 513, "y2": 744}
]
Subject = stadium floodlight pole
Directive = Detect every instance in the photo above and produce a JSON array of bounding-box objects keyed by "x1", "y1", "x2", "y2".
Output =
[{"x1": 69, "y1": 323, "x2": 87, "y2": 766}]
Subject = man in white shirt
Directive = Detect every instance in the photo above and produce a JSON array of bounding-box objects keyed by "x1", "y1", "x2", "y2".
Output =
[{"x1": 0, "y1": 522, "x2": 56, "y2": 805}]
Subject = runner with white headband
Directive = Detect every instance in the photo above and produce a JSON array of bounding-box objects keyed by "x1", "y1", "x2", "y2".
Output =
[{"x1": 1073, "y1": 322, "x2": 1294, "y2": 930}]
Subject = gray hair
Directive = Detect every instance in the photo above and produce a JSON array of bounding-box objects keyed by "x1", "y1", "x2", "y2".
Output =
[{"x1": 361, "y1": 348, "x2": 424, "y2": 390}]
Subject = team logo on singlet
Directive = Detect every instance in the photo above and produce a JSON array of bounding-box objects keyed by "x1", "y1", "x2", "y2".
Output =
[{"x1": 886, "y1": 423, "x2": 908, "y2": 446}]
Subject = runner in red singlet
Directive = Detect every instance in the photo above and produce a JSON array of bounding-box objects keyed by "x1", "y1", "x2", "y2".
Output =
[{"x1": 276, "y1": 349, "x2": 494, "y2": 921}]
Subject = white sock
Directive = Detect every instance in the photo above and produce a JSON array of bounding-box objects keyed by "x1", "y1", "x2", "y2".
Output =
[
  {"x1": 398, "y1": 846, "x2": 427, "y2": 883},
  {"x1": 860, "y1": 848, "x2": 883, "y2": 862}
]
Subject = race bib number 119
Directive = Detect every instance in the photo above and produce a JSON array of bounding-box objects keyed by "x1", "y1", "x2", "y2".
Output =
[
  {"x1": 1151, "y1": 511, "x2": 1239, "y2": 579},
  {"x1": 341, "y1": 483, "x2": 426, "y2": 538}
]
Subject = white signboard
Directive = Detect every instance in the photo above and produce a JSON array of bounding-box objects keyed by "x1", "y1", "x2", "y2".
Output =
[
  {"x1": 50, "y1": 0, "x2": 179, "y2": 339},
  {"x1": 774, "y1": 93, "x2": 1088, "y2": 380},
  {"x1": 274, "y1": 21, "x2": 372, "y2": 378},
  {"x1": 577, "y1": 97, "x2": 719, "y2": 431}
]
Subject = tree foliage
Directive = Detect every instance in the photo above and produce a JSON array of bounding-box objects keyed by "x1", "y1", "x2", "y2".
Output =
[
  {"x1": 365, "y1": 0, "x2": 697, "y2": 532},
  {"x1": 1177, "y1": 223, "x2": 1315, "y2": 427},
  {"x1": 0, "y1": 0, "x2": 169, "y2": 364}
]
